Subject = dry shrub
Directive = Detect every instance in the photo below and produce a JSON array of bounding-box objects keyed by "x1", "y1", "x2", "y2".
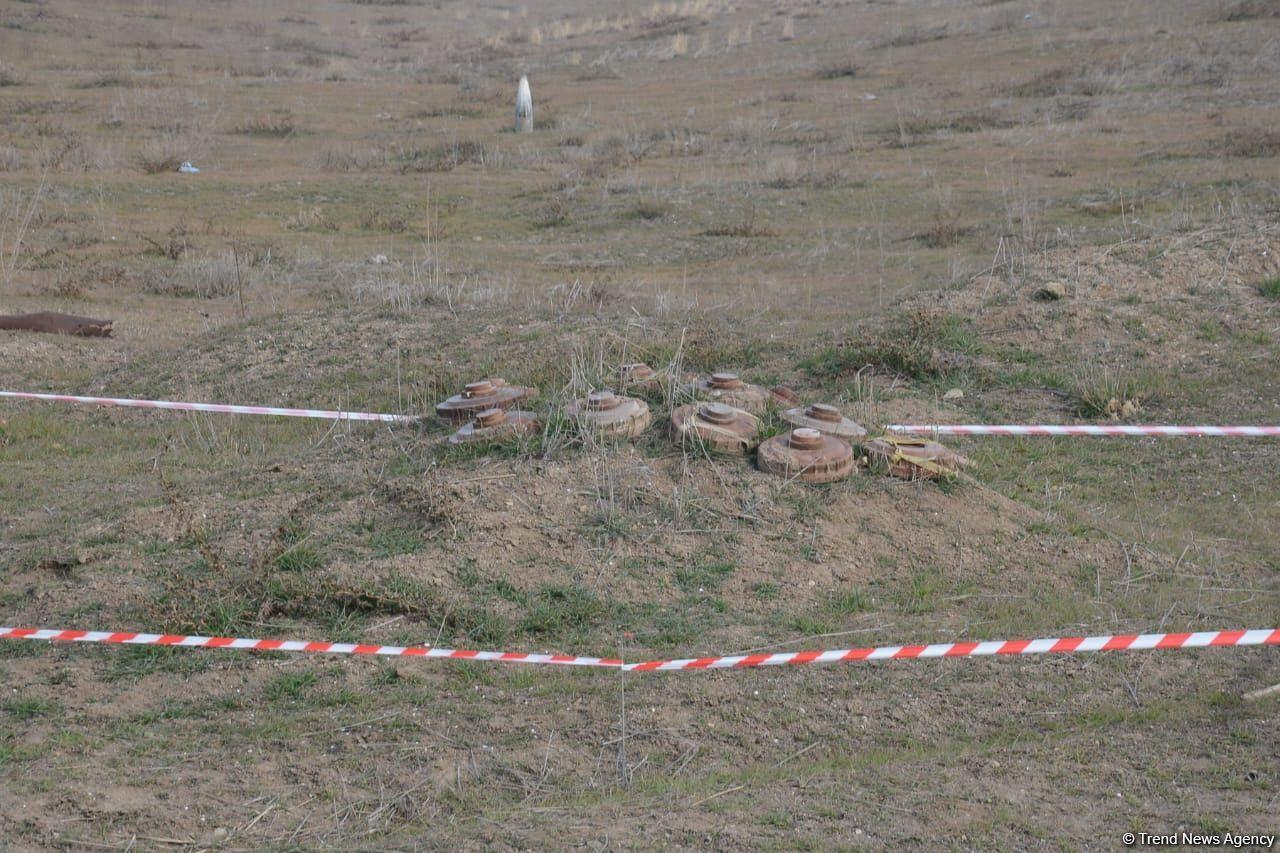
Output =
[
  {"x1": 631, "y1": 196, "x2": 668, "y2": 220},
  {"x1": 0, "y1": 144, "x2": 22, "y2": 172},
  {"x1": 396, "y1": 138, "x2": 489, "y2": 173},
  {"x1": 762, "y1": 156, "x2": 799, "y2": 187},
  {"x1": 316, "y1": 147, "x2": 387, "y2": 171},
  {"x1": 140, "y1": 250, "x2": 258, "y2": 299},
  {"x1": 815, "y1": 63, "x2": 858, "y2": 79},
  {"x1": 917, "y1": 214, "x2": 971, "y2": 248},
  {"x1": 234, "y1": 113, "x2": 298, "y2": 137},
  {"x1": 1211, "y1": 0, "x2": 1280, "y2": 21},
  {"x1": 141, "y1": 228, "x2": 189, "y2": 260},
  {"x1": 359, "y1": 208, "x2": 412, "y2": 232},
  {"x1": 134, "y1": 138, "x2": 184, "y2": 174},
  {"x1": 1009, "y1": 66, "x2": 1114, "y2": 98},
  {"x1": 1223, "y1": 129, "x2": 1280, "y2": 158},
  {"x1": 76, "y1": 72, "x2": 134, "y2": 89},
  {"x1": 762, "y1": 156, "x2": 846, "y2": 189},
  {"x1": 1072, "y1": 367, "x2": 1158, "y2": 419},
  {"x1": 283, "y1": 206, "x2": 338, "y2": 232},
  {"x1": 135, "y1": 151, "x2": 181, "y2": 175},
  {"x1": 574, "y1": 65, "x2": 621, "y2": 81},
  {"x1": 877, "y1": 25, "x2": 948, "y2": 49},
  {"x1": 702, "y1": 201, "x2": 775, "y2": 238},
  {"x1": 535, "y1": 193, "x2": 572, "y2": 228},
  {"x1": 590, "y1": 135, "x2": 628, "y2": 170}
]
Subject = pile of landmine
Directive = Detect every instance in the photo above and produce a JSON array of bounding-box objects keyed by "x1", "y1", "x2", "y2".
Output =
[{"x1": 434, "y1": 367, "x2": 965, "y2": 483}]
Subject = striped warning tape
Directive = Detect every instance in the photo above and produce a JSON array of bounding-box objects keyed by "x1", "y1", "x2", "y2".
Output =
[
  {"x1": 6, "y1": 390, "x2": 1280, "y2": 438},
  {"x1": 0, "y1": 390, "x2": 414, "y2": 423},
  {"x1": 886, "y1": 424, "x2": 1280, "y2": 437},
  {"x1": 2, "y1": 626, "x2": 1275, "y2": 672}
]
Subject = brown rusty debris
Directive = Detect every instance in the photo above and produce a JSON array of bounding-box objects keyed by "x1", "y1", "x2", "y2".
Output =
[
  {"x1": 670, "y1": 401, "x2": 759, "y2": 453},
  {"x1": 0, "y1": 312, "x2": 113, "y2": 337},
  {"x1": 864, "y1": 435, "x2": 967, "y2": 480},
  {"x1": 687, "y1": 372, "x2": 771, "y2": 414},
  {"x1": 448, "y1": 407, "x2": 540, "y2": 444},
  {"x1": 757, "y1": 428, "x2": 855, "y2": 483},
  {"x1": 781, "y1": 403, "x2": 868, "y2": 441},
  {"x1": 435, "y1": 378, "x2": 538, "y2": 424},
  {"x1": 566, "y1": 390, "x2": 652, "y2": 439}
]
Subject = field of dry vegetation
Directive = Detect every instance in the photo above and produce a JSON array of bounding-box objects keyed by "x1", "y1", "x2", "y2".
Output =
[{"x1": 1, "y1": 0, "x2": 1279, "y2": 847}]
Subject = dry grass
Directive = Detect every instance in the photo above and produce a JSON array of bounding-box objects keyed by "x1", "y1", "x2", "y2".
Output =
[
  {"x1": 234, "y1": 113, "x2": 299, "y2": 137},
  {"x1": 1223, "y1": 129, "x2": 1280, "y2": 158},
  {"x1": 0, "y1": 0, "x2": 1278, "y2": 847},
  {"x1": 133, "y1": 144, "x2": 183, "y2": 175}
]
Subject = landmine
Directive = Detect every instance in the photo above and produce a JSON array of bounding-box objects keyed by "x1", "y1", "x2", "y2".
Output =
[
  {"x1": 757, "y1": 428, "x2": 855, "y2": 483},
  {"x1": 769, "y1": 386, "x2": 801, "y2": 407},
  {"x1": 670, "y1": 401, "x2": 758, "y2": 453},
  {"x1": 435, "y1": 378, "x2": 537, "y2": 424},
  {"x1": 781, "y1": 403, "x2": 867, "y2": 441},
  {"x1": 619, "y1": 363, "x2": 663, "y2": 394},
  {"x1": 566, "y1": 390, "x2": 652, "y2": 439},
  {"x1": 448, "y1": 408, "x2": 540, "y2": 444},
  {"x1": 864, "y1": 435, "x2": 966, "y2": 480},
  {"x1": 687, "y1": 372, "x2": 771, "y2": 414}
]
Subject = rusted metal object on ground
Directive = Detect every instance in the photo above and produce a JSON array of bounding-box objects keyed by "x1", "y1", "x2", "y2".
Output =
[
  {"x1": 769, "y1": 386, "x2": 801, "y2": 407},
  {"x1": 0, "y1": 312, "x2": 113, "y2": 338},
  {"x1": 757, "y1": 428, "x2": 854, "y2": 483},
  {"x1": 435, "y1": 378, "x2": 537, "y2": 424},
  {"x1": 448, "y1": 408, "x2": 540, "y2": 444},
  {"x1": 619, "y1": 362, "x2": 663, "y2": 394},
  {"x1": 670, "y1": 401, "x2": 758, "y2": 453},
  {"x1": 782, "y1": 403, "x2": 867, "y2": 441},
  {"x1": 567, "y1": 390, "x2": 652, "y2": 439},
  {"x1": 864, "y1": 435, "x2": 966, "y2": 480},
  {"x1": 687, "y1": 372, "x2": 770, "y2": 414}
]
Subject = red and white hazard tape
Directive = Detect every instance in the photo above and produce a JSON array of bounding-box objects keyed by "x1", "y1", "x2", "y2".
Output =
[
  {"x1": 0, "y1": 390, "x2": 413, "y2": 423},
  {"x1": 2, "y1": 626, "x2": 1275, "y2": 672},
  {"x1": 887, "y1": 424, "x2": 1280, "y2": 437}
]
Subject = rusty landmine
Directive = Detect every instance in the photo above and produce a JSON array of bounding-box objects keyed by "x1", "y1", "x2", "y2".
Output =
[
  {"x1": 435, "y1": 378, "x2": 537, "y2": 424},
  {"x1": 757, "y1": 428, "x2": 854, "y2": 484},
  {"x1": 781, "y1": 403, "x2": 868, "y2": 442},
  {"x1": 0, "y1": 312, "x2": 113, "y2": 337},
  {"x1": 566, "y1": 390, "x2": 652, "y2": 439},
  {"x1": 619, "y1": 362, "x2": 663, "y2": 394},
  {"x1": 769, "y1": 386, "x2": 801, "y2": 407},
  {"x1": 448, "y1": 408, "x2": 540, "y2": 445},
  {"x1": 864, "y1": 435, "x2": 967, "y2": 480},
  {"x1": 670, "y1": 401, "x2": 759, "y2": 454},
  {"x1": 687, "y1": 372, "x2": 771, "y2": 414}
]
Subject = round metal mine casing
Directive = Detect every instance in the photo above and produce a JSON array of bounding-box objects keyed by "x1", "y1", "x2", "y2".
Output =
[
  {"x1": 435, "y1": 378, "x2": 537, "y2": 424},
  {"x1": 448, "y1": 408, "x2": 540, "y2": 444},
  {"x1": 757, "y1": 428, "x2": 854, "y2": 483},
  {"x1": 619, "y1": 362, "x2": 662, "y2": 394},
  {"x1": 566, "y1": 391, "x2": 652, "y2": 439},
  {"x1": 864, "y1": 436, "x2": 965, "y2": 480},
  {"x1": 769, "y1": 386, "x2": 801, "y2": 407},
  {"x1": 781, "y1": 403, "x2": 868, "y2": 441},
  {"x1": 670, "y1": 402, "x2": 759, "y2": 453},
  {"x1": 688, "y1": 372, "x2": 771, "y2": 414}
]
